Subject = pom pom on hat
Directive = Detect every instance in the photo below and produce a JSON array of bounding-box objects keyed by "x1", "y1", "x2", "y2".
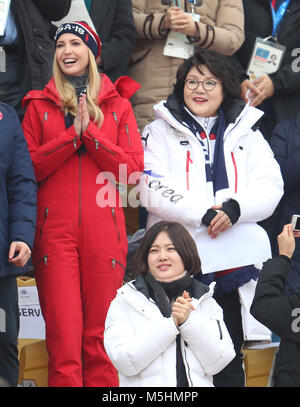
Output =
[{"x1": 54, "y1": 21, "x2": 101, "y2": 59}]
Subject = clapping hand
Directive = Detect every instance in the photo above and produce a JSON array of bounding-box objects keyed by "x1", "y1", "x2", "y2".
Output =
[{"x1": 172, "y1": 290, "x2": 195, "y2": 327}]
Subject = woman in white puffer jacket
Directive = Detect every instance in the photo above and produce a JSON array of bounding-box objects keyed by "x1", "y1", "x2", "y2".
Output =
[{"x1": 104, "y1": 221, "x2": 235, "y2": 387}]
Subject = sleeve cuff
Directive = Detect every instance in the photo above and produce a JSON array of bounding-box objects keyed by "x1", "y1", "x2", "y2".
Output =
[
  {"x1": 278, "y1": 254, "x2": 292, "y2": 264},
  {"x1": 202, "y1": 208, "x2": 218, "y2": 226},
  {"x1": 221, "y1": 199, "x2": 241, "y2": 225}
]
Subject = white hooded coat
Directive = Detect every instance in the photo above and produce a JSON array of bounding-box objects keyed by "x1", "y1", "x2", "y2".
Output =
[{"x1": 104, "y1": 280, "x2": 235, "y2": 387}]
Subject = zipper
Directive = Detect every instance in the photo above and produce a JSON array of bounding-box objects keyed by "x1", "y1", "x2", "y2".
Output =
[
  {"x1": 217, "y1": 320, "x2": 223, "y2": 340},
  {"x1": 182, "y1": 338, "x2": 193, "y2": 386},
  {"x1": 41, "y1": 112, "x2": 48, "y2": 144},
  {"x1": 92, "y1": 140, "x2": 116, "y2": 156},
  {"x1": 125, "y1": 123, "x2": 131, "y2": 147},
  {"x1": 231, "y1": 152, "x2": 238, "y2": 193},
  {"x1": 79, "y1": 154, "x2": 82, "y2": 226},
  {"x1": 186, "y1": 150, "x2": 193, "y2": 191},
  {"x1": 111, "y1": 208, "x2": 120, "y2": 241},
  {"x1": 112, "y1": 112, "x2": 118, "y2": 126},
  {"x1": 43, "y1": 139, "x2": 78, "y2": 157},
  {"x1": 39, "y1": 207, "x2": 49, "y2": 240},
  {"x1": 112, "y1": 258, "x2": 125, "y2": 272},
  {"x1": 112, "y1": 112, "x2": 119, "y2": 143},
  {"x1": 35, "y1": 254, "x2": 48, "y2": 269},
  {"x1": 204, "y1": 117, "x2": 209, "y2": 129}
]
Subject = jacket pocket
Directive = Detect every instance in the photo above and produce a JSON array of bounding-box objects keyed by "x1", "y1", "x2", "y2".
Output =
[
  {"x1": 216, "y1": 320, "x2": 223, "y2": 340},
  {"x1": 38, "y1": 207, "x2": 49, "y2": 241},
  {"x1": 35, "y1": 254, "x2": 48, "y2": 270},
  {"x1": 125, "y1": 123, "x2": 131, "y2": 147},
  {"x1": 186, "y1": 150, "x2": 193, "y2": 191},
  {"x1": 231, "y1": 152, "x2": 238, "y2": 193},
  {"x1": 43, "y1": 139, "x2": 78, "y2": 157},
  {"x1": 111, "y1": 208, "x2": 121, "y2": 241},
  {"x1": 111, "y1": 258, "x2": 126, "y2": 273}
]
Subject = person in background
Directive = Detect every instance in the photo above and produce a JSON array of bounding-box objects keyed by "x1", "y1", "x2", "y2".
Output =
[
  {"x1": 251, "y1": 224, "x2": 300, "y2": 387},
  {"x1": 22, "y1": 21, "x2": 144, "y2": 387},
  {"x1": 230, "y1": 0, "x2": 300, "y2": 142},
  {"x1": 0, "y1": 0, "x2": 71, "y2": 121},
  {"x1": 139, "y1": 50, "x2": 283, "y2": 386},
  {"x1": 268, "y1": 110, "x2": 300, "y2": 296},
  {"x1": 86, "y1": 0, "x2": 137, "y2": 82},
  {"x1": 0, "y1": 102, "x2": 37, "y2": 387},
  {"x1": 130, "y1": 0, "x2": 244, "y2": 135},
  {"x1": 104, "y1": 221, "x2": 235, "y2": 387}
]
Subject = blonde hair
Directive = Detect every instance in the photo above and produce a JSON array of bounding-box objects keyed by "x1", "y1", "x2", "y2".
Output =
[{"x1": 53, "y1": 48, "x2": 104, "y2": 127}]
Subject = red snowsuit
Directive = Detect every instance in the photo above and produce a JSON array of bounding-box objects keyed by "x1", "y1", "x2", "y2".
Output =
[{"x1": 22, "y1": 74, "x2": 144, "y2": 387}]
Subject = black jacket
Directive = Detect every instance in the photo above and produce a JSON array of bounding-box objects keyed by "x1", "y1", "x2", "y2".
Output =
[
  {"x1": 231, "y1": 0, "x2": 300, "y2": 122},
  {"x1": 251, "y1": 256, "x2": 300, "y2": 386},
  {"x1": 89, "y1": 0, "x2": 137, "y2": 82},
  {"x1": 0, "y1": 103, "x2": 37, "y2": 278},
  {"x1": 12, "y1": 0, "x2": 71, "y2": 93},
  {"x1": 269, "y1": 111, "x2": 300, "y2": 294}
]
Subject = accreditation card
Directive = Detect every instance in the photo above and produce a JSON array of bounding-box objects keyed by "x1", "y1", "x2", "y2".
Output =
[
  {"x1": 163, "y1": 13, "x2": 200, "y2": 60},
  {"x1": 247, "y1": 37, "x2": 286, "y2": 81}
]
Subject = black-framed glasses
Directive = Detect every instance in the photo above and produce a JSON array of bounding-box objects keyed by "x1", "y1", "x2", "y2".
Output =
[{"x1": 185, "y1": 78, "x2": 219, "y2": 91}]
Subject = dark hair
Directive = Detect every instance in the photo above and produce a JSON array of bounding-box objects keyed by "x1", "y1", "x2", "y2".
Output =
[
  {"x1": 132, "y1": 221, "x2": 201, "y2": 276},
  {"x1": 173, "y1": 49, "x2": 241, "y2": 108}
]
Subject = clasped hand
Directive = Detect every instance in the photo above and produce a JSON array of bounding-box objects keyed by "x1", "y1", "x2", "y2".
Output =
[
  {"x1": 164, "y1": 6, "x2": 196, "y2": 37},
  {"x1": 74, "y1": 94, "x2": 90, "y2": 137},
  {"x1": 172, "y1": 290, "x2": 195, "y2": 327},
  {"x1": 207, "y1": 205, "x2": 232, "y2": 239}
]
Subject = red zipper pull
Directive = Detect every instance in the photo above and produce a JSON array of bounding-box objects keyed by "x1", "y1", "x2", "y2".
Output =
[{"x1": 186, "y1": 151, "x2": 193, "y2": 190}]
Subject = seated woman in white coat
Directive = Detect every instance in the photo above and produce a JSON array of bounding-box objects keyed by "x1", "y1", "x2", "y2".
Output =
[
  {"x1": 139, "y1": 50, "x2": 284, "y2": 386},
  {"x1": 104, "y1": 221, "x2": 235, "y2": 387}
]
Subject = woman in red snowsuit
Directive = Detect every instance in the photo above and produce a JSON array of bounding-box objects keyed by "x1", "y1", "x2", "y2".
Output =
[{"x1": 22, "y1": 21, "x2": 144, "y2": 387}]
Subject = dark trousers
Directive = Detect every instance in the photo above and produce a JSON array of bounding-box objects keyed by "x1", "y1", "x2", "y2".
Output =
[
  {"x1": 213, "y1": 289, "x2": 245, "y2": 387},
  {"x1": 0, "y1": 275, "x2": 19, "y2": 387}
]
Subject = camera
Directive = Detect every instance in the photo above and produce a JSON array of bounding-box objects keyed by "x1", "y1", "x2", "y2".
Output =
[{"x1": 291, "y1": 214, "x2": 300, "y2": 231}]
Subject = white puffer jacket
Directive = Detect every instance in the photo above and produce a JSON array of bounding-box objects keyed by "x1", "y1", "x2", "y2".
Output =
[
  {"x1": 140, "y1": 100, "x2": 284, "y2": 274},
  {"x1": 104, "y1": 279, "x2": 235, "y2": 387}
]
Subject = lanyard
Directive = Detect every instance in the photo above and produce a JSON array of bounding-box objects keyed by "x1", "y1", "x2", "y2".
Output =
[
  {"x1": 188, "y1": 0, "x2": 202, "y2": 14},
  {"x1": 84, "y1": 0, "x2": 92, "y2": 12},
  {"x1": 270, "y1": 0, "x2": 290, "y2": 37}
]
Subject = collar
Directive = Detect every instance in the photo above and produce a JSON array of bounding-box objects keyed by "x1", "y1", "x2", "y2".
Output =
[
  {"x1": 194, "y1": 115, "x2": 217, "y2": 136},
  {"x1": 164, "y1": 94, "x2": 247, "y2": 126},
  {"x1": 133, "y1": 273, "x2": 210, "y2": 301}
]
